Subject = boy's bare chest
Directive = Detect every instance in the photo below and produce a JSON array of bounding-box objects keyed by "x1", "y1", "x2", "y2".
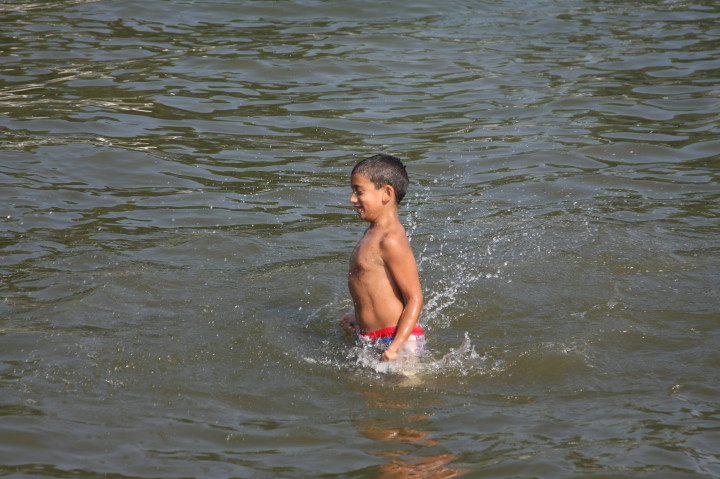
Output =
[{"x1": 349, "y1": 235, "x2": 384, "y2": 273}]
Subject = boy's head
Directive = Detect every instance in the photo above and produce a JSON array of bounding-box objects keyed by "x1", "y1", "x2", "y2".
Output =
[{"x1": 351, "y1": 154, "x2": 409, "y2": 204}]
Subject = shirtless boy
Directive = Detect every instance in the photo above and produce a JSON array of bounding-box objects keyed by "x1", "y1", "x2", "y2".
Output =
[{"x1": 340, "y1": 154, "x2": 424, "y2": 362}]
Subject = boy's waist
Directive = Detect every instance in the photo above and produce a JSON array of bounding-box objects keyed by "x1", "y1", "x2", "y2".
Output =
[{"x1": 358, "y1": 325, "x2": 424, "y2": 340}]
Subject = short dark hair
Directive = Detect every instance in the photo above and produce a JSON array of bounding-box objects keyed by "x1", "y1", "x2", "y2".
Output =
[{"x1": 352, "y1": 154, "x2": 409, "y2": 204}]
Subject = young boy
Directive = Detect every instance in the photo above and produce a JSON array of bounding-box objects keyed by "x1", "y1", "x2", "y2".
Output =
[{"x1": 339, "y1": 154, "x2": 424, "y2": 362}]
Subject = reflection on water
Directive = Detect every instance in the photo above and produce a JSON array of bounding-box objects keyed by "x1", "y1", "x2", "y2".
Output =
[
  {"x1": 355, "y1": 388, "x2": 469, "y2": 479},
  {"x1": 1, "y1": 0, "x2": 719, "y2": 477}
]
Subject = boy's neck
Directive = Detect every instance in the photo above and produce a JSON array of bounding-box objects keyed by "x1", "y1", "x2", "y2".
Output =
[{"x1": 368, "y1": 206, "x2": 400, "y2": 228}]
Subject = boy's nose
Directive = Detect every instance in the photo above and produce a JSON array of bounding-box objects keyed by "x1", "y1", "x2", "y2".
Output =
[{"x1": 349, "y1": 192, "x2": 357, "y2": 203}]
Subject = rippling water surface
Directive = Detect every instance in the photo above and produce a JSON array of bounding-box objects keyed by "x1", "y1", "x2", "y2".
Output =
[{"x1": 1, "y1": 0, "x2": 719, "y2": 477}]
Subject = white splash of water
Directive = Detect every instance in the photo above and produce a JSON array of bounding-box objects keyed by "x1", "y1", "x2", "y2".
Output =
[{"x1": 344, "y1": 333, "x2": 483, "y2": 380}]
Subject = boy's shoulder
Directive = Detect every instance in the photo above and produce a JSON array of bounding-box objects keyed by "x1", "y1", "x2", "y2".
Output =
[{"x1": 377, "y1": 220, "x2": 411, "y2": 252}]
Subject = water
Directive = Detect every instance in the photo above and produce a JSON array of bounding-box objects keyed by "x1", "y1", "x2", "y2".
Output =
[{"x1": 1, "y1": 0, "x2": 719, "y2": 477}]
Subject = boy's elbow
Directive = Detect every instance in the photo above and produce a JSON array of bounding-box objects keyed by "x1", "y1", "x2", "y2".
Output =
[
  {"x1": 402, "y1": 293, "x2": 422, "y2": 307},
  {"x1": 411, "y1": 293, "x2": 423, "y2": 308}
]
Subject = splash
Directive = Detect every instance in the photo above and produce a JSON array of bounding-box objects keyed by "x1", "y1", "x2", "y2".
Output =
[{"x1": 345, "y1": 333, "x2": 482, "y2": 381}]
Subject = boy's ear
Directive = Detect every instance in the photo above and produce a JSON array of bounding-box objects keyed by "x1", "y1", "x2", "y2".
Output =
[{"x1": 382, "y1": 184, "x2": 395, "y2": 204}]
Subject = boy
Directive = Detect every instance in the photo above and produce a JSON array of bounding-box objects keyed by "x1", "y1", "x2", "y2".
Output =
[{"x1": 339, "y1": 154, "x2": 424, "y2": 362}]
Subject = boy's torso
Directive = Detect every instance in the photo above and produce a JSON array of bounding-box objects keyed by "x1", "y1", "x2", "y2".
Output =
[{"x1": 348, "y1": 224, "x2": 406, "y2": 333}]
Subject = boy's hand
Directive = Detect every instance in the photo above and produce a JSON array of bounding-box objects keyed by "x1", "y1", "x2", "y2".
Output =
[
  {"x1": 382, "y1": 348, "x2": 398, "y2": 362},
  {"x1": 339, "y1": 314, "x2": 358, "y2": 335}
]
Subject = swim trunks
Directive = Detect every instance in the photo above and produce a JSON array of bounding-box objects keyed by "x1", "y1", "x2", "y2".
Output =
[{"x1": 357, "y1": 325, "x2": 425, "y2": 354}]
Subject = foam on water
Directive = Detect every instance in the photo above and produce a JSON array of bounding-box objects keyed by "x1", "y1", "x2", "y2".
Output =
[{"x1": 302, "y1": 332, "x2": 484, "y2": 385}]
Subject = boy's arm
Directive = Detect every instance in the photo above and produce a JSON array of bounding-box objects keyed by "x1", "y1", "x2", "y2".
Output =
[{"x1": 380, "y1": 232, "x2": 423, "y2": 362}]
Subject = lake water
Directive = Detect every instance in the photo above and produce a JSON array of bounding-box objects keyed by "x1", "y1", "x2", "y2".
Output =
[{"x1": 1, "y1": 0, "x2": 719, "y2": 477}]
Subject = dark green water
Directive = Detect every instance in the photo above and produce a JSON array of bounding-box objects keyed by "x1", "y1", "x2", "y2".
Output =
[{"x1": 1, "y1": 0, "x2": 719, "y2": 477}]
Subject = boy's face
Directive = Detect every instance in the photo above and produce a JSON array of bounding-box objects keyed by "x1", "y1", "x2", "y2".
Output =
[{"x1": 350, "y1": 173, "x2": 389, "y2": 222}]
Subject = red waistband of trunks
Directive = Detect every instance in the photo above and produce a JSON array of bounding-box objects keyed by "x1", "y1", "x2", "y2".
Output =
[{"x1": 358, "y1": 325, "x2": 424, "y2": 341}]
